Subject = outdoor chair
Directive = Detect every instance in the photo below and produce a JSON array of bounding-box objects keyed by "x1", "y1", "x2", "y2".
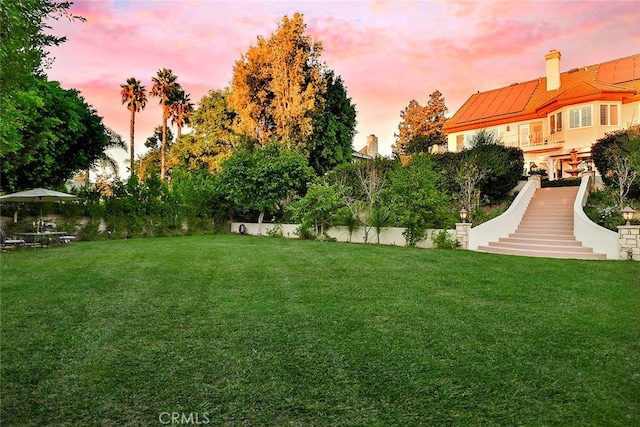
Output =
[{"x1": 1, "y1": 228, "x2": 26, "y2": 252}]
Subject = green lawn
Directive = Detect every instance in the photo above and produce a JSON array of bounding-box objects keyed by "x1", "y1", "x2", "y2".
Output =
[{"x1": 1, "y1": 235, "x2": 639, "y2": 426}]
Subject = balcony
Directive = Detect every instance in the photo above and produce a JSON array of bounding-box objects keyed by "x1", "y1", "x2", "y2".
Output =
[{"x1": 501, "y1": 130, "x2": 565, "y2": 150}]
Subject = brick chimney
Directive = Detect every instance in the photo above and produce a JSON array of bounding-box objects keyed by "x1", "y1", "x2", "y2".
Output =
[
  {"x1": 366, "y1": 134, "x2": 378, "y2": 157},
  {"x1": 545, "y1": 49, "x2": 561, "y2": 91}
]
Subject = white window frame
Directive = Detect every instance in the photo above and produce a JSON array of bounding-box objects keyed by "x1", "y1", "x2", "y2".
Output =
[
  {"x1": 568, "y1": 105, "x2": 592, "y2": 129},
  {"x1": 599, "y1": 104, "x2": 619, "y2": 126}
]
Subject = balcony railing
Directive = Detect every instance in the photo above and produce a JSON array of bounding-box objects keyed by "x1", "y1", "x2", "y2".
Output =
[{"x1": 501, "y1": 131, "x2": 565, "y2": 149}]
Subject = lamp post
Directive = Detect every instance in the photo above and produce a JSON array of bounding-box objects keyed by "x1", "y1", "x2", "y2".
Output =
[
  {"x1": 622, "y1": 206, "x2": 634, "y2": 226},
  {"x1": 459, "y1": 208, "x2": 467, "y2": 223}
]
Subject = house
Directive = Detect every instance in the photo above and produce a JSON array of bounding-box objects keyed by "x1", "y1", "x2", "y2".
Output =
[
  {"x1": 443, "y1": 50, "x2": 640, "y2": 179},
  {"x1": 353, "y1": 134, "x2": 379, "y2": 160}
]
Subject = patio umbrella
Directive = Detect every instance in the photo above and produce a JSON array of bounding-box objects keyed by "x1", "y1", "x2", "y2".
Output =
[{"x1": 0, "y1": 188, "x2": 77, "y2": 230}]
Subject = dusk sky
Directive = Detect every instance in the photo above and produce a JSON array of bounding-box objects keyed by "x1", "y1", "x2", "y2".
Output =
[{"x1": 45, "y1": 0, "x2": 640, "y2": 172}]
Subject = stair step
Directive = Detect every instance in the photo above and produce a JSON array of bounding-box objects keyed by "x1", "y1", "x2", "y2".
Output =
[
  {"x1": 499, "y1": 237, "x2": 583, "y2": 246},
  {"x1": 509, "y1": 233, "x2": 576, "y2": 240},
  {"x1": 487, "y1": 241, "x2": 595, "y2": 253},
  {"x1": 477, "y1": 245, "x2": 607, "y2": 260},
  {"x1": 474, "y1": 187, "x2": 607, "y2": 260}
]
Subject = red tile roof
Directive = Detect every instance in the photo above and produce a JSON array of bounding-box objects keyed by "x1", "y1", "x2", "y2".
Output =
[{"x1": 443, "y1": 53, "x2": 640, "y2": 133}]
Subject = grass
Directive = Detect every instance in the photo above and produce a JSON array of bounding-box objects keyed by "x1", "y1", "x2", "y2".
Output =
[{"x1": 1, "y1": 235, "x2": 639, "y2": 426}]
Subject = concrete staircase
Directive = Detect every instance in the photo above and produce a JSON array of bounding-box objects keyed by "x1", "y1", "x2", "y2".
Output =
[{"x1": 477, "y1": 186, "x2": 607, "y2": 259}]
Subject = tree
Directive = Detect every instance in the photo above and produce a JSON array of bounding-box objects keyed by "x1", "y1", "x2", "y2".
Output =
[
  {"x1": 1, "y1": 79, "x2": 110, "y2": 191},
  {"x1": 86, "y1": 127, "x2": 127, "y2": 184},
  {"x1": 592, "y1": 125, "x2": 640, "y2": 201},
  {"x1": 120, "y1": 77, "x2": 147, "y2": 177},
  {"x1": 286, "y1": 181, "x2": 343, "y2": 239},
  {"x1": 191, "y1": 88, "x2": 237, "y2": 148},
  {"x1": 308, "y1": 70, "x2": 357, "y2": 175},
  {"x1": 137, "y1": 125, "x2": 174, "y2": 180},
  {"x1": 169, "y1": 88, "x2": 194, "y2": 140},
  {"x1": 394, "y1": 90, "x2": 448, "y2": 155},
  {"x1": 229, "y1": 12, "x2": 324, "y2": 147},
  {"x1": 150, "y1": 68, "x2": 180, "y2": 180},
  {"x1": 0, "y1": 0, "x2": 83, "y2": 157},
  {"x1": 218, "y1": 142, "x2": 314, "y2": 235},
  {"x1": 383, "y1": 154, "x2": 452, "y2": 246}
]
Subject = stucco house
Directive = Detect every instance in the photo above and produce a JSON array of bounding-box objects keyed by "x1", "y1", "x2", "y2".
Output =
[{"x1": 443, "y1": 50, "x2": 640, "y2": 179}]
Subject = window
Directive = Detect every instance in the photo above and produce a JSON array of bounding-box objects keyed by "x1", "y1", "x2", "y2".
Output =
[
  {"x1": 600, "y1": 104, "x2": 619, "y2": 126},
  {"x1": 569, "y1": 106, "x2": 592, "y2": 129},
  {"x1": 456, "y1": 135, "x2": 464, "y2": 151},
  {"x1": 550, "y1": 112, "x2": 562, "y2": 134}
]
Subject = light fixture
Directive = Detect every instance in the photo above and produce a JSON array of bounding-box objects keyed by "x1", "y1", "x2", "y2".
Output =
[
  {"x1": 459, "y1": 208, "x2": 467, "y2": 223},
  {"x1": 622, "y1": 206, "x2": 634, "y2": 226}
]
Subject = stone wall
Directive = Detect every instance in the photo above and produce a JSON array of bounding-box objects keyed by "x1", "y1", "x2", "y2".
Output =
[{"x1": 618, "y1": 225, "x2": 640, "y2": 261}]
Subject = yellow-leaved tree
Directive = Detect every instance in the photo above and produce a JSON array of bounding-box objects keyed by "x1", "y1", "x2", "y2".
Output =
[
  {"x1": 394, "y1": 90, "x2": 448, "y2": 156},
  {"x1": 229, "y1": 12, "x2": 325, "y2": 149}
]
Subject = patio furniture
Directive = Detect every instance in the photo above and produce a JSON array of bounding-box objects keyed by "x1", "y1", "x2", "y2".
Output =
[
  {"x1": 14, "y1": 231, "x2": 66, "y2": 249},
  {"x1": 1, "y1": 228, "x2": 26, "y2": 252}
]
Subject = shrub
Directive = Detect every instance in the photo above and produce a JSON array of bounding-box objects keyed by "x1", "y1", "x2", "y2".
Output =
[{"x1": 432, "y1": 229, "x2": 458, "y2": 249}]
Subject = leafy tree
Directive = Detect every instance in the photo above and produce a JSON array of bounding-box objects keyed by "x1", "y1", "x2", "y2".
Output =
[
  {"x1": 287, "y1": 181, "x2": 343, "y2": 239},
  {"x1": 308, "y1": 70, "x2": 357, "y2": 175},
  {"x1": 191, "y1": 88, "x2": 237, "y2": 147},
  {"x1": 167, "y1": 89, "x2": 237, "y2": 173},
  {"x1": 150, "y1": 68, "x2": 180, "y2": 180},
  {"x1": 394, "y1": 90, "x2": 448, "y2": 155},
  {"x1": 169, "y1": 88, "x2": 194, "y2": 140},
  {"x1": 120, "y1": 77, "x2": 147, "y2": 176},
  {"x1": 229, "y1": 12, "x2": 324, "y2": 147},
  {"x1": 1, "y1": 79, "x2": 111, "y2": 191},
  {"x1": 383, "y1": 154, "x2": 452, "y2": 246},
  {"x1": 592, "y1": 125, "x2": 640, "y2": 201},
  {"x1": 218, "y1": 142, "x2": 314, "y2": 234},
  {"x1": 0, "y1": 0, "x2": 83, "y2": 156}
]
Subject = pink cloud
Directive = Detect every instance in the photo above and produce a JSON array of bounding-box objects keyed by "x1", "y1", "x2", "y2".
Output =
[{"x1": 42, "y1": 0, "x2": 640, "y2": 160}]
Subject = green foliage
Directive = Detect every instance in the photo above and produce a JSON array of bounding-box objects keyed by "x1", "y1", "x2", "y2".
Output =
[
  {"x1": 1, "y1": 79, "x2": 111, "y2": 192},
  {"x1": 432, "y1": 134, "x2": 524, "y2": 207},
  {"x1": 0, "y1": 0, "x2": 82, "y2": 156},
  {"x1": 308, "y1": 71, "x2": 357, "y2": 175},
  {"x1": 592, "y1": 126, "x2": 640, "y2": 188},
  {"x1": 265, "y1": 223, "x2": 284, "y2": 238},
  {"x1": 286, "y1": 181, "x2": 344, "y2": 239},
  {"x1": 367, "y1": 206, "x2": 391, "y2": 244},
  {"x1": 541, "y1": 178, "x2": 581, "y2": 188},
  {"x1": 383, "y1": 154, "x2": 453, "y2": 246},
  {"x1": 218, "y1": 142, "x2": 315, "y2": 224},
  {"x1": 432, "y1": 229, "x2": 458, "y2": 249},
  {"x1": 583, "y1": 188, "x2": 632, "y2": 231}
]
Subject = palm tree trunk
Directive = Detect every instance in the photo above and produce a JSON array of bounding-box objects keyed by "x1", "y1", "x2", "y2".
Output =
[
  {"x1": 177, "y1": 125, "x2": 182, "y2": 140},
  {"x1": 130, "y1": 110, "x2": 136, "y2": 177},
  {"x1": 161, "y1": 110, "x2": 168, "y2": 181}
]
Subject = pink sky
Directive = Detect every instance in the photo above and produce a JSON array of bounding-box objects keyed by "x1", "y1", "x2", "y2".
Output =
[{"x1": 45, "y1": 0, "x2": 639, "y2": 172}]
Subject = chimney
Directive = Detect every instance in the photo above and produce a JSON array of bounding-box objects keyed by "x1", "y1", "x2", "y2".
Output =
[
  {"x1": 366, "y1": 134, "x2": 378, "y2": 157},
  {"x1": 545, "y1": 49, "x2": 561, "y2": 91}
]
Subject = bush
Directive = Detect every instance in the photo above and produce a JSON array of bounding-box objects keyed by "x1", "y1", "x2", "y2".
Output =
[{"x1": 432, "y1": 229, "x2": 458, "y2": 249}]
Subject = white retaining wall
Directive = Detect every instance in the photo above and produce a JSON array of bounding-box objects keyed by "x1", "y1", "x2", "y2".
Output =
[
  {"x1": 230, "y1": 222, "x2": 454, "y2": 248},
  {"x1": 574, "y1": 176, "x2": 618, "y2": 259},
  {"x1": 469, "y1": 179, "x2": 537, "y2": 250}
]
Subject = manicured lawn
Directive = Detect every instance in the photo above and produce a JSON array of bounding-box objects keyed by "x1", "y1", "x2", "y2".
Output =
[{"x1": 1, "y1": 235, "x2": 639, "y2": 426}]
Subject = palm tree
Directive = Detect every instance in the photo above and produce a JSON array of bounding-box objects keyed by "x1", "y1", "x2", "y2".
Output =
[
  {"x1": 120, "y1": 77, "x2": 147, "y2": 177},
  {"x1": 150, "y1": 68, "x2": 179, "y2": 180},
  {"x1": 85, "y1": 127, "x2": 128, "y2": 185},
  {"x1": 169, "y1": 88, "x2": 194, "y2": 140}
]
